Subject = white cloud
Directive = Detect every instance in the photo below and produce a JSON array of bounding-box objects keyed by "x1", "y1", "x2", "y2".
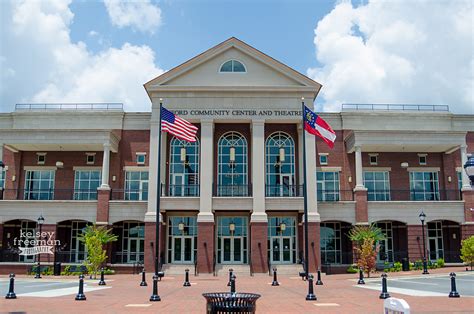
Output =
[
  {"x1": 308, "y1": 0, "x2": 474, "y2": 113},
  {"x1": 103, "y1": 0, "x2": 162, "y2": 34},
  {"x1": 0, "y1": 0, "x2": 164, "y2": 112}
]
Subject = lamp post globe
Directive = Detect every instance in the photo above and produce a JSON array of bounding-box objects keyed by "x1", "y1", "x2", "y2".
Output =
[
  {"x1": 464, "y1": 155, "x2": 474, "y2": 185},
  {"x1": 419, "y1": 211, "x2": 429, "y2": 275}
]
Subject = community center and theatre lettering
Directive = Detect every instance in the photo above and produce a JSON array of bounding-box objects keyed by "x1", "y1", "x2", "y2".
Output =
[{"x1": 170, "y1": 109, "x2": 302, "y2": 117}]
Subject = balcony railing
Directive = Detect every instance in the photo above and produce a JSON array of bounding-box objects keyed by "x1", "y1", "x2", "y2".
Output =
[
  {"x1": 214, "y1": 185, "x2": 252, "y2": 197},
  {"x1": 317, "y1": 190, "x2": 354, "y2": 202},
  {"x1": 367, "y1": 189, "x2": 461, "y2": 201},
  {"x1": 265, "y1": 185, "x2": 303, "y2": 197},
  {"x1": 0, "y1": 189, "x2": 99, "y2": 201},
  {"x1": 163, "y1": 184, "x2": 199, "y2": 197},
  {"x1": 110, "y1": 189, "x2": 148, "y2": 201}
]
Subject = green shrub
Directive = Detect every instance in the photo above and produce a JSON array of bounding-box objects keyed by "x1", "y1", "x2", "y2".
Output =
[
  {"x1": 393, "y1": 262, "x2": 402, "y2": 272},
  {"x1": 437, "y1": 258, "x2": 445, "y2": 268},
  {"x1": 346, "y1": 265, "x2": 359, "y2": 273}
]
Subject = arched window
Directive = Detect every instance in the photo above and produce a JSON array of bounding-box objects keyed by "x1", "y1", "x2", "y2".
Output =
[
  {"x1": 265, "y1": 132, "x2": 295, "y2": 196},
  {"x1": 219, "y1": 60, "x2": 246, "y2": 73},
  {"x1": 169, "y1": 137, "x2": 200, "y2": 196},
  {"x1": 217, "y1": 132, "x2": 248, "y2": 196}
]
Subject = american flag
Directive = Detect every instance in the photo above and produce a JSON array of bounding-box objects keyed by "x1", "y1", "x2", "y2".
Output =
[{"x1": 161, "y1": 106, "x2": 198, "y2": 142}]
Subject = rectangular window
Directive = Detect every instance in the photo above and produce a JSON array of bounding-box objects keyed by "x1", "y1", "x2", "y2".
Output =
[
  {"x1": 74, "y1": 170, "x2": 101, "y2": 200},
  {"x1": 37, "y1": 153, "x2": 46, "y2": 165},
  {"x1": 125, "y1": 171, "x2": 149, "y2": 200},
  {"x1": 319, "y1": 154, "x2": 328, "y2": 165},
  {"x1": 24, "y1": 170, "x2": 55, "y2": 200},
  {"x1": 369, "y1": 155, "x2": 378, "y2": 165},
  {"x1": 317, "y1": 171, "x2": 340, "y2": 201},
  {"x1": 364, "y1": 171, "x2": 390, "y2": 201},
  {"x1": 0, "y1": 168, "x2": 5, "y2": 189},
  {"x1": 418, "y1": 154, "x2": 427, "y2": 165},
  {"x1": 320, "y1": 222, "x2": 341, "y2": 264},
  {"x1": 409, "y1": 171, "x2": 439, "y2": 201},
  {"x1": 136, "y1": 153, "x2": 146, "y2": 165},
  {"x1": 86, "y1": 154, "x2": 95, "y2": 165}
]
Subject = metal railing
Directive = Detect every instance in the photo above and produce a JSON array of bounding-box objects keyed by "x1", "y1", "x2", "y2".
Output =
[
  {"x1": 164, "y1": 184, "x2": 200, "y2": 197},
  {"x1": 110, "y1": 189, "x2": 148, "y2": 201},
  {"x1": 15, "y1": 103, "x2": 123, "y2": 111},
  {"x1": 342, "y1": 103, "x2": 450, "y2": 112},
  {"x1": 214, "y1": 185, "x2": 252, "y2": 197},
  {"x1": 265, "y1": 185, "x2": 303, "y2": 197},
  {"x1": 0, "y1": 189, "x2": 99, "y2": 201},
  {"x1": 111, "y1": 252, "x2": 144, "y2": 264},
  {"x1": 317, "y1": 190, "x2": 354, "y2": 202},
  {"x1": 367, "y1": 189, "x2": 461, "y2": 201}
]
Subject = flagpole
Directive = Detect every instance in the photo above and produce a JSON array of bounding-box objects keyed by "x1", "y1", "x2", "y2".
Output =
[
  {"x1": 155, "y1": 101, "x2": 163, "y2": 275},
  {"x1": 301, "y1": 99, "x2": 309, "y2": 280}
]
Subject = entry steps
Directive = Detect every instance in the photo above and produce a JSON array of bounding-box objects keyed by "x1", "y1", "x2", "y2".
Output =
[
  {"x1": 268, "y1": 264, "x2": 304, "y2": 276},
  {"x1": 161, "y1": 264, "x2": 195, "y2": 275},
  {"x1": 161, "y1": 264, "x2": 303, "y2": 276}
]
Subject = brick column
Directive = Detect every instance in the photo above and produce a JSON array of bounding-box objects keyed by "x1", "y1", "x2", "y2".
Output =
[
  {"x1": 0, "y1": 223, "x2": 3, "y2": 249},
  {"x1": 197, "y1": 222, "x2": 214, "y2": 273},
  {"x1": 3, "y1": 149, "x2": 21, "y2": 200},
  {"x1": 307, "y1": 222, "x2": 321, "y2": 273},
  {"x1": 354, "y1": 190, "x2": 368, "y2": 223},
  {"x1": 144, "y1": 221, "x2": 156, "y2": 272},
  {"x1": 250, "y1": 222, "x2": 268, "y2": 273},
  {"x1": 461, "y1": 189, "x2": 474, "y2": 240},
  {"x1": 39, "y1": 224, "x2": 56, "y2": 263},
  {"x1": 96, "y1": 188, "x2": 111, "y2": 224},
  {"x1": 407, "y1": 225, "x2": 424, "y2": 262}
]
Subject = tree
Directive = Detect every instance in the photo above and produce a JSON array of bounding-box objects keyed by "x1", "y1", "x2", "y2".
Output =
[
  {"x1": 356, "y1": 238, "x2": 378, "y2": 277},
  {"x1": 79, "y1": 225, "x2": 118, "y2": 279},
  {"x1": 460, "y1": 235, "x2": 474, "y2": 271},
  {"x1": 349, "y1": 224, "x2": 386, "y2": 277}
]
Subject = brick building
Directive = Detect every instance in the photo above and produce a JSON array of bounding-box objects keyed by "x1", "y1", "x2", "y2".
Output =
[{"x1": 0, "y1": 38, "x2": 473, "y2": 274}]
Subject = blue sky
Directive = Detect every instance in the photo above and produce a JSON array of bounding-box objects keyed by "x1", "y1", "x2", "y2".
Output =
[
  {"x1": 69, "y1": 0, "x2": 335, "y2": 76},
  {"x1": 0, "y1": 0, "x2": 472, "y2": 113}
]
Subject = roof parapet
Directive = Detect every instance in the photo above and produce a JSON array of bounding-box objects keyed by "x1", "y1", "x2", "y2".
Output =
[
  {"x1": 15, "y1": 103, "x2": 124, "y2": 111},
  {"x1": 342, "y1": 103, "x2": 449, "y2": 112}
]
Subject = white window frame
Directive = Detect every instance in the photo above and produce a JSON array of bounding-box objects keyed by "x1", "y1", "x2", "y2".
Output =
[
  {"x1": 369, "y1": 153, "x2": 378, "y2": 165},
  {"x1": 317, "y1": 170, "x2": 340, "y2": 202},
  {"x1": 363, "y1": 170, "x2": 391, "y2": 201},
  {"x1": 319, "y1": 153, "x2": 328, "y2": 165},
  {"x1": 219, "y1": 59, "x2": 247, "y2": 73},
  {"x1": 320, "y1": 222, "x2": 342, "y2": 264},
  {"x1": 265, "y1": 132, "x2": 296, "y2": 197},
  {"x1": 86, "y1": 153, "x2": 96, "y2": 165},
  {"x1": 136, "y1": 153, "x2": 146, "y2": 165},
  {"x1": 124, "y1": 170, "x2": 149, "y2": 200},
  {"x1": 24, "y1": 169, "x2": 55, "y2": 200},
  {"x1": 73, "y1": 169, "x2": 101, "y2": 200},
  {"x1": 418, "y1": 154, "x2": 427, "y2": 165},
  {"x1": 409, "y1": 170, "x2": 440, "y2": 201},
  {"x1": 37, "y1": 153, "x2": 46, "y2": 165}
]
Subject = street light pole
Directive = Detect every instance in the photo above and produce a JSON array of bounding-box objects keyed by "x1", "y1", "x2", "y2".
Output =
[
  {"x1": 419, "y1": 211, "x2": 429, "y2": 275},
  {"x1": 35, "y1": 214, "x2": 45, "y2": 279}
]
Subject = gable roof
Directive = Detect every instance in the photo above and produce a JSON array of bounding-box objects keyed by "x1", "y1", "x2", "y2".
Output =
[{"x1": 144, "y1": 37, "x2": 322, "y2": 98}]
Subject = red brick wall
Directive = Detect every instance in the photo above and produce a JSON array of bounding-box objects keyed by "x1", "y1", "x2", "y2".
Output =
[
  {"x1": 407, "y1": 225, "x2": 425, "y2": 261},
  {"x1": 144, "y1": 222, "x2": 156, "y2": 272},
  {"x1": 197, "y1": 222, "x2": 214, "y2": 273},
  {"x1": 307, "y1": 222, "x2": 321, "y2": 273},
  {"x1": 38, "y1": 224, "x2": 56, "y2": 263},
  {"x1": 354, "y1": 190, "x2": 368, "y2": 223},
  {"x1": 462, "y1": 190, "x2": 474, "y2": 222},
  {"x1": 97, "y1": 189, "x2": 111, "y2": 223},
  {"x1": 250, "y1": 222, "x2": 268, "y2": 273}
]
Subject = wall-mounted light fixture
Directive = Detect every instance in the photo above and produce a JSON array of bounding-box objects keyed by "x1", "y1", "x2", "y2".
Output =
[
  {"x1": 279, "y1": 146, "x2": 285, "y2": 162},
  {"x1": 112, "y1": 175, "x2": 116, "y2": 182},
  {"x1": 178, "y1": 221, "x2": 185, "y2": 231},
  {"x1": 55, "y1": 161, "x2": 64, "y2": 168},
  {"x1": 11, "y1": 175, "x2": 16, "y2": 182},
  {"x1": 453, "y1": 233, "x2": 456, "y2": 240},
  {"x1": 229, "y1": 146, "x2": 236, "y2": 163},
  {"x1": 401, "y1": 162, "x2": 409, "y2": 168},
  {"x1": 279, "y1": 223, "x2": 286, "y2": 233},
  {"x1": 229, "y1": 222, "x2": 235, "y2": 233},
  {"x1": 447, "y1": 176, "x2": 452, "y2": 183},
  {"x1": 348, "y1": 176, "x2": 352, "y2": 183}
]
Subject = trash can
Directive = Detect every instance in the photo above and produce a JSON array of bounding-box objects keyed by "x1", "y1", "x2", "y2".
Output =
[
  {"x1": 402, "y1": 258, "x2": 409, "y2": 271},
  {"x1": 203, "y1": 292, "x2": 261, "y2": 314},
  {"x1": 54, "y1": 262, "x2": 61, "y2": 276}
]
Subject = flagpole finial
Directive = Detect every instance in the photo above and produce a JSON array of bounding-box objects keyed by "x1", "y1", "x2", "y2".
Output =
[
  {"x1": 159, "y1": 98, "x2": 163, "y2": 103},
  {"x1": 301, "y1": 97, "x2": 304, "y2": 101}
]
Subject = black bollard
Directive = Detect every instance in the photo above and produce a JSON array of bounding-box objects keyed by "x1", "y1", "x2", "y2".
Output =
[
  {"x1": 5, "y1": 273, "x2": 17, "y2": 299},
  {"x1": 75, "y1": 274, "x2": 86, "y2": 301},
  {"x1": 230, "y1": 274, "x2": 236, "y2": 294},
  {"x1": 140, "y1": 268, "x2": 147, "y2": 286},
  {"x1": 183, "y1": 268, "x2": 191, "y2": 287},
  {"x1": 316, "y1": 269, "x2": 323, "y2": 285},
  {"x1": 34, "y1": 262, "x2": 41, "y2": 279},
  {"x1": 227, "y1": 268, "x2": 233, "y2": 287},
  {"x1": 149, "y1": 274, "x2": 161, "y2": 302},
  {"x1": 98, "y1": 268, "x2": 106, "y2": 286},
  {"x1": 305, "y1": 274, "x2": 317, "y2": 301},
  {"x1": 448, "y1": 272, "x2": 460, "y2": 298},
  {"x1": 379, "y1": 273, "x2": 390, "y2": 299},
  {"x1": 357, "y1": 268, "x2": 365, "y2": 285},
  {"x1": 271, "y1": 267, "x2": 279, "y2": 286}
]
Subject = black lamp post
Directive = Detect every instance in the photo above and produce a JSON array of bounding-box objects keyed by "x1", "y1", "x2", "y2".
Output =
[
  {"x1": 419, "y1": 211, "x2": 429, "y2": 275},
  {"x1": 35, "y1": 214, "x2": 45, "y2": 279},
  {"x1": 464, "y1": 155, "x2": 474, "y2": 186}
]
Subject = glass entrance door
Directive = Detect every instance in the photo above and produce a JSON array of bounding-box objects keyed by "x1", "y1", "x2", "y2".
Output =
[
  {"x1": 128, "y1": 238, "x2": 144, "y2": 263},
  {"x1": 279, "y1": 174, "x2": 293, "y2": 196},
  {"x1": 172, "y1": 236, "x2": 194, "y2": 263},
  {"x1": 428, "y1": 221, "x2": 444, "y2": 261},
  {"x1": 270, "y1": 236, "x2": 292, "y2": 263},
  {"x1": 20, "y1": 221, "x2": 36, "y2": 263},
  {"x1": 221, "y1": 236, "x2": 243, "y2": 264}
]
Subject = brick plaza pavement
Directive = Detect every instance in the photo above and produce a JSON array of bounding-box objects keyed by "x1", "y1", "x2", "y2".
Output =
[{"x1": 1, "y1": 267, "x2": 473, "y2": 313}]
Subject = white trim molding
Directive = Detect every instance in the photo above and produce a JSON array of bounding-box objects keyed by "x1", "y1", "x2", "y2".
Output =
[
  {"x1": 317, "y1": 166, "x2": 342, "y2": 172},
  {"x1": 406, "y1": 167, "x2": 440, "y2": 172},
  {"x1": 23, "y1": 166, "x2": 57, "y2": 171}
]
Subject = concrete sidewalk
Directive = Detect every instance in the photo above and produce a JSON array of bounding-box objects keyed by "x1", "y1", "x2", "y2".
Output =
[{"x1": 1, "y1": 267, "x2": 473, "y2": 313}]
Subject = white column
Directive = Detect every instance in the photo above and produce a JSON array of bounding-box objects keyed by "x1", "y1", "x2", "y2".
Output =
[
  {"x1": 160, "y1": 133, "x2": 167, "y2": 186},
  {"x1": 251, "y1": 120, "x2": 266, "y2": 222},
  {"x1": 100, "y1": 143, "x2": 111, "y2": 188},
  {"x1": 354, "y1": 146, "x2": 365, "y2": 190},
  {"x1": 297, "y1": 125, "x2": 304, "y2": 186},
  {"x1": 198, "y1": 120, "x2": 214, "y2": 222},
  {"x1": 305, "y1": 132, "x2": 320, "y2": 222},
  {"x1": 0, "y1": 143, "x2": 3, "y2": 162},
  {"x1": 146, "y1": 119, "x2": 160, "y2": 219},
  {"x1": 461, "y1": 145, "x2": 471, "y2": 190}
]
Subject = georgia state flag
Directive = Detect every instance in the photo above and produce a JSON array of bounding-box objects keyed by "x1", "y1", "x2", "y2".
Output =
[{"x1": 303, "y1": 106, "x2": 336, "y2": 148}]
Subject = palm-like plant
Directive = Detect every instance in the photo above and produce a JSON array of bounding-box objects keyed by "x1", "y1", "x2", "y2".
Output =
[
  {"x1": 349, "y1": 224, "x2": 386, "y2": 277},
  {"x1": 348, "y1": 224, "x2": 386, "y2": 244}
]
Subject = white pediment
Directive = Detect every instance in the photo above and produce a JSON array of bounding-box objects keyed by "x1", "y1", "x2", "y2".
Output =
[{"x1": 145, "y1": 37, "x2": 321, "y2": 94}]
